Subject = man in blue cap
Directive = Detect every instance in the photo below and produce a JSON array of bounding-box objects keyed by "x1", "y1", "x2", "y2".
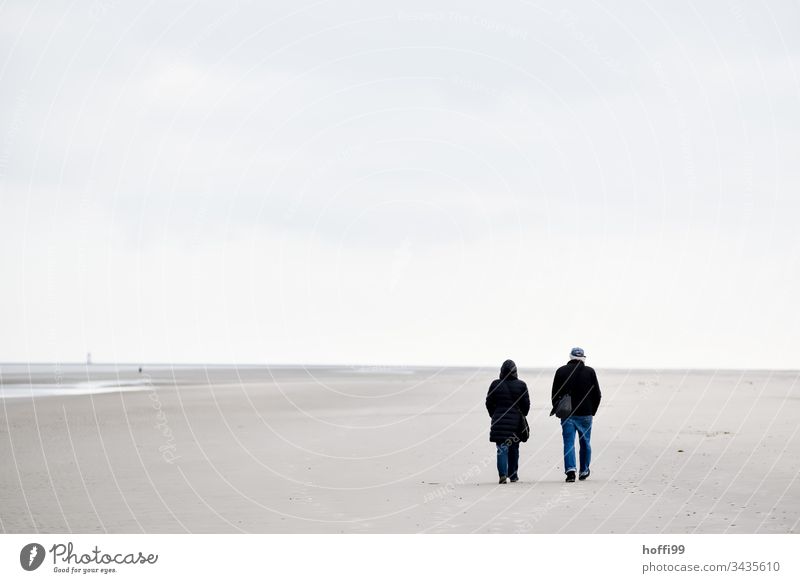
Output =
[{"x1": 551, "y1": 347, "x2": 602, "y2": 482}]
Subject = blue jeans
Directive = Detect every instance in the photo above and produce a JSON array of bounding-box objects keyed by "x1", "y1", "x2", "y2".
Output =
[
  {"x1": 496, "y1": 440, "x2": 520, "y2": 479},
  {"x1": 561, "y1": 415, "x2": 593, "y2": 475}
]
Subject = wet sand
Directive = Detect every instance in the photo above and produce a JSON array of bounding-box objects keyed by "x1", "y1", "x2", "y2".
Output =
[{"x1": 1, "y1": 365, "x2": 798, "y2": 533}]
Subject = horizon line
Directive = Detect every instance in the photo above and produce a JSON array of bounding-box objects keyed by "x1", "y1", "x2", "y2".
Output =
[{"x1": 1, "y1": 361, "x2": 798, "y2": 373}]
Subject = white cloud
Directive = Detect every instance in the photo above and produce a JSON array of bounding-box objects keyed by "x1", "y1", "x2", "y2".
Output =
[{"x1": 1, "y1": 0, "x2": 799, "y2": 368}]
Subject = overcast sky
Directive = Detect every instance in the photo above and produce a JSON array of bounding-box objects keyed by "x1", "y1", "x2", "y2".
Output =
[{"x1": 1, "y1": 0, "x2": 798, "y2": 369}]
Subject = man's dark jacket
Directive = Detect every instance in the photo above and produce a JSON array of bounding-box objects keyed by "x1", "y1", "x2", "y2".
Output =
[
  {"x1": 486, "y1": 359, "x2": 530, "y2": 443},
  {"x1": 550, "y1": 360, "x2": 602, "y2": 417}
]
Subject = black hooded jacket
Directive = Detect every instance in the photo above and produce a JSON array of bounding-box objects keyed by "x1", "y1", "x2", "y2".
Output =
[
  {"x1": 550, "y1": 359, "x2": 602, "y2": 417},
  {"x1": 485, "y1": 360, "x2": 531, "y2": 443}
]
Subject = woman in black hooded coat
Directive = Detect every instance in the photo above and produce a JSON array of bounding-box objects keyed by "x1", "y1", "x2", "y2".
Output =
[{"x1": 485, "y1": 359, "x2": 530, "y2": 483}]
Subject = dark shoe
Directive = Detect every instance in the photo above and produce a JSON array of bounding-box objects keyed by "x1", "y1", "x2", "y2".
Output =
[
  {"x1": 499, "y1": 475, "x2": 507, "y2": 484},
  {"x1": 565, "y1": 471, "x2": 576, "y2": 483},
  {"x1": 579, "y1": 470, "x2": 590, "y2": 481},
  {"x1": 510, "y1": 476, "x2": 519, "y2": 483}
]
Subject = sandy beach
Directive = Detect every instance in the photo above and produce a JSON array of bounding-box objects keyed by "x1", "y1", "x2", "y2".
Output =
[{"x1": 1, "y1": 364, "x2": 798, "y2": 533}]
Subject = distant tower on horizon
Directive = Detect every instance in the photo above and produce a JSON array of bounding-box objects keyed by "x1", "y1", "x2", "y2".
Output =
[{"x1": 86, "y1": 352, "x2": 92, "y2": 365}]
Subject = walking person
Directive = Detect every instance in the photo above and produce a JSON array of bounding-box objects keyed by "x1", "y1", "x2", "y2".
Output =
[
  {"x1": 486, "y1": 359, "x2": 531, "y2": 484},
  {"x1": 550, "y1": 347, "x2": 602, "y2": 483}
]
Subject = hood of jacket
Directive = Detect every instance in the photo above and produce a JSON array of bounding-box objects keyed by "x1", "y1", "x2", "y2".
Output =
[{"x1": 500, "y1": 359, "x2": 518, "y2": 380}]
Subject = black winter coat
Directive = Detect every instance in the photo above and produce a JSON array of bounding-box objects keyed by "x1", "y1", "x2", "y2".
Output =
[
  {"x1": 550, "y1": 360, "x2": 602, "y2": 417},
  {"x1": 486, "y1": 360, "x2": 531, "y2": 443}
]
